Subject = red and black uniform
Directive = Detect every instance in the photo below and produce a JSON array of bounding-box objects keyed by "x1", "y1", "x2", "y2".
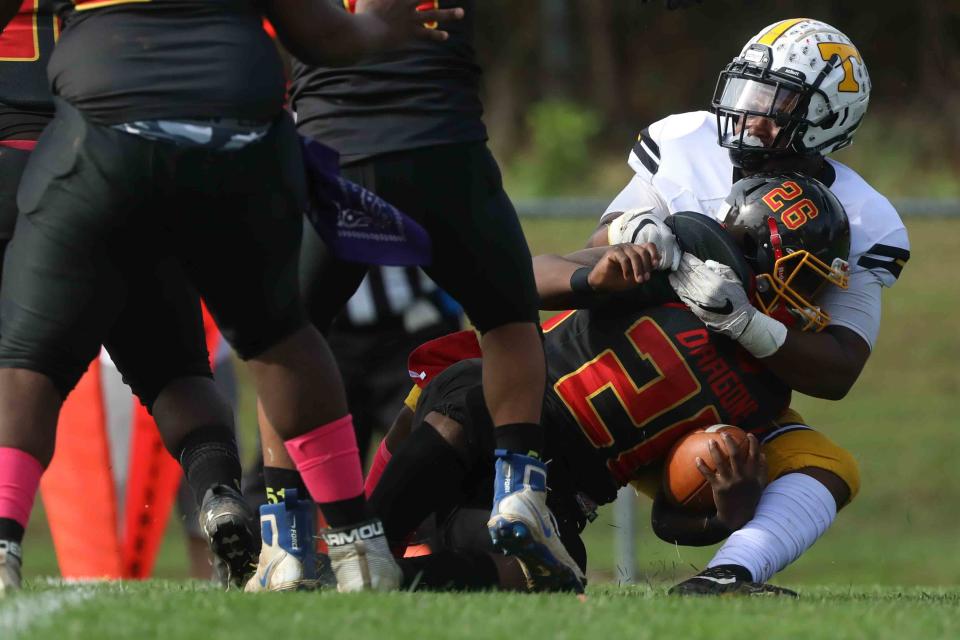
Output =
[
  {"x1": 541, "y1": 304, "x2": 788, "y2": 504},
  {"x1": 406, "y1": 306, "x2": 789, "y2": 509},
  {"x1": 372, "y1": 304, "x2": 788, "y2": 580},
  {"x1": 0, "y1": 0, "x2": 56, "y2": 140},
  {"x1": 0, "y1": 0, "x2": 304, "y2": 402},
  {"x1": 0, "y1": 0, "x2": 56, "y2": 247}
]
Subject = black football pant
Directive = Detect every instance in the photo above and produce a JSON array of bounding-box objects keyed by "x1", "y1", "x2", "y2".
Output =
[
  {"x1": 300, "y1": 141, "x2": 540, "y2": 335},
  {"x1": 0, "y1": 98, "x2": 307, "y2": 403},
  {"x1": 369, "y1": 359, "x2": 588, "y2": 576}
]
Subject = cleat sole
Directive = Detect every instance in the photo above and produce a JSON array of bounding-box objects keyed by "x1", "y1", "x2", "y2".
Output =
[
  {"x1": 206, "y1": 516, "x2": 257, "y2": 588},
  {"x1": 488, "y1": 519, "x2": 583, "y2": 594}
]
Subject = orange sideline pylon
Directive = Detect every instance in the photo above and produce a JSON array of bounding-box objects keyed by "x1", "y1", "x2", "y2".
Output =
[{"x1": 41, "y1": 309, "x2": 223, "y2": 579}]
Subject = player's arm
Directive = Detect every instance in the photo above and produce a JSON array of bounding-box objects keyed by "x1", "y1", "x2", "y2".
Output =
[
  {"x1": 588, "y1": 212, "x2": 620, "y2": 248},
  {"x1": 533, "y1": 244, "x2": 661, "y2": 310},
  {"x1": 264, "y1": 0, "x2": 463, "y2": 66},
  {"x1": 763, "y1": 269, "x2": 884, "y2": 398},
  {"x1": 589, "y1": 170, "x2": 674, "y2": 248},
  {"x1": 671, "y1": 257, "x2": 879, "y2": 400},
  {"x1": 760, "y1": 326, "x2": 869, "y2": 400},
  {"x1": 651, "y1": 495, "x2": 731, "y2": 546}
]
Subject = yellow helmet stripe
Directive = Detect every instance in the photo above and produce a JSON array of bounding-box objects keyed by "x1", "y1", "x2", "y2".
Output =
[{"x1": 756, "y1": 18, "x2": 808, "y2": 46}]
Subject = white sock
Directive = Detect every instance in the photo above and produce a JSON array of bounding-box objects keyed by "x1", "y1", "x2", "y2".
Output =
[{"x1": 706, "y1": 473, "x2": 837, "y2": 583}]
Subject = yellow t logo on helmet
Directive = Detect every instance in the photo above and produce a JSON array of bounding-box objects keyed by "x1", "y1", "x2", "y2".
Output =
[{"x1": 817, "y1": 42, "x2": 863, "y2": 93}]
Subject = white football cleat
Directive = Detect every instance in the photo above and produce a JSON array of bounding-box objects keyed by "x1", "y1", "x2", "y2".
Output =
[
  {"x1": 321, "y1": 519, "x2": 402, "y2": 592},
  {"x1": 0, "y1": 540, "x2": 22, "y2": 597},
  {"x1": 245, "y1": 489, "x2": 321, "y2": 592},
  {"x1": 487, "y1": 451, "x2": 586, "y2": 593}
]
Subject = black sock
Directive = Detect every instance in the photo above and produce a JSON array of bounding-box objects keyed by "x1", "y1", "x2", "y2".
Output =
[
  {"x1": 317, "y1": 495, "x2": 368, "y2": 529},
  {"x1": 0, "y1": 518, "x2": 24, "y2": 545},
  {"x1": 175, "y1": 425, "x2": 242, "y2": 505},
  {"x1": 493, "y1": 422, "x2": 542, "y2": 458},
  {"x1": 262, "y1": 466, "x2": 311, "y2": 503},
  {"x1": 399, "y1": 549, "x2": 499, "y2": 591},
  {"x1": 369, "y1": 424, "x2": 470, "y2": 545}
]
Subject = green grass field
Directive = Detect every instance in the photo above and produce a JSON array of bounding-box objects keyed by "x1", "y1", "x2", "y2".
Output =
[
  {"x1": 5, "y1": 217, "x2": 958, "y2": 638},
  {"x1": 5, "y1": 582, "x2": 960, "y2": 640}
]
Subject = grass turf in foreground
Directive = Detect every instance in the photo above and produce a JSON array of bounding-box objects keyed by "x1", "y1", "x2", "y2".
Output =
[{"x1": 3, "y1": 581, "x2": 959, "y2": 640}]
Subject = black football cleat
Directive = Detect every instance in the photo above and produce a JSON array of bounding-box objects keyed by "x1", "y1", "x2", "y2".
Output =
[
  {"x1": 198, "y1": 484, "x2": 258, "y2": 589},
  {"x1": 669, "y1": 565, "x2": 798, "y2": 597}
]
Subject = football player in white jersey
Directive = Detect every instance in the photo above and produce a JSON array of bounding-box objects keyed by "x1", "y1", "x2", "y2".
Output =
[{"x1": 591, "y1": 18, "x2": 910, "y2": 595}]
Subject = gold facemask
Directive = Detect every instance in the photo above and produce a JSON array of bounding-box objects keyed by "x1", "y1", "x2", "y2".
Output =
[{"x1": 755, "y1": 251, "x2": 849, "y2": 332}]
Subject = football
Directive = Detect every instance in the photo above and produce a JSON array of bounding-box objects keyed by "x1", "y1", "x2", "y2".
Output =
[{"x1": 663, "y1": 424, "x2": 749, "y2": 512}]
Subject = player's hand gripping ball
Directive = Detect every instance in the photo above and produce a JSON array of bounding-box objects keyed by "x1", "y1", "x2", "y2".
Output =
[{"x1": 663, "y1": 425, "x2": 750, "y2": 512}]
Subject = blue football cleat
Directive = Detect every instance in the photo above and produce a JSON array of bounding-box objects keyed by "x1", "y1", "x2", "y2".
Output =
[
  {"x1": 245, "y1": 488, "x2": 321, "y2": 592},
  {"x1": 487, "y1": 451, "x2": 586, "y2": 593}
]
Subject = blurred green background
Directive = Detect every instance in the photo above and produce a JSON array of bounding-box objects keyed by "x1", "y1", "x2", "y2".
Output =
[{"x1": 19, "y1": 1, "x2": 960, "y2": 588}]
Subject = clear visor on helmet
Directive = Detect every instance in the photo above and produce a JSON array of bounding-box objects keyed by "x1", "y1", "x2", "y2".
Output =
[
  {"x1": 715, "y1": 77, "x2": 804, "y2": 151},
  {"x1": 718, "y1": 77, "x2": 802, "y2": 117},
  {"x1": 755, "y1": 251, "x2": 849, "y2": 332}
]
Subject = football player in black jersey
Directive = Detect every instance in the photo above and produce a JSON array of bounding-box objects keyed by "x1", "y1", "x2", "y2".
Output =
[
  {"x1": 0, "y1": 0, "x2": 464, "y2": 595},
  {"x1": 364, "y1": 174, "x2": 854, "y2": 593},
  {"x1": 250, "y1": 0, "x2": 558, "y2": 591},
  {"x1": 0, "y1": 0, "x2": 260, "y2": 592},
  {"x1": 0, "y1": 0, "x2": 58, "y2": 594}
]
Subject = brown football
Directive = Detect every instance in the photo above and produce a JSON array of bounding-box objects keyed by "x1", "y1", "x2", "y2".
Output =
[{"x1": 662, "y1": 424, "x2": 749, "y2": 512}]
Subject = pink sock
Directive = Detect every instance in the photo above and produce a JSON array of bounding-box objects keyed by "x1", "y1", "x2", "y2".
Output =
[
  {"x1": 284, "y1": 415, "x2": 365, "y2": 504},
  {"x1": 0, "y1": 447, "x2": 44, "y2": 528},
  {"x1": 364, "y1": 438, "x2": 393, "y2": 498}
]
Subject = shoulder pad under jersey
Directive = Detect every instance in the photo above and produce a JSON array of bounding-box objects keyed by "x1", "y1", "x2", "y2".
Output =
[{"x1": 627, "y1": 111, "x2": 733, "y2": 216}]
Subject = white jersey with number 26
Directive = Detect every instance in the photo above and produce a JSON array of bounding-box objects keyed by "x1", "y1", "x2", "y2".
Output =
[{"x1": 604, "y1": 110, "x2": 910, "y2": 351}]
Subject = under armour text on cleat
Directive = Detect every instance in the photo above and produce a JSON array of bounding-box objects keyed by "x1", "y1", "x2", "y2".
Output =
[
  {"x1": 321, "y1": 518, "x2": 401, "y2": 592},
  {"x1": 487, "y1": 451, "x2": 585, "y2": 593},
  {"x1": 0, "y1": 540, "x2": 22, "y2": 596},
  {"x1": 199, "y1": 484, "x2": 258, "y2": 589},
  {"x1": 245, "y1": 488, "x2": 320, "y2": 592},
  {"x1": 669, "y1": 565, "x2": 798, "y2": 597}
]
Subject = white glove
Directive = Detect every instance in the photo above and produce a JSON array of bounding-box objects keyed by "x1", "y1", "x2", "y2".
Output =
[
  {"x1": 607, "y1": 208, "x2": 681, "y2": 271},
  {"x1": 668, "y1": 254, "x2": 787, "y2": 358}
]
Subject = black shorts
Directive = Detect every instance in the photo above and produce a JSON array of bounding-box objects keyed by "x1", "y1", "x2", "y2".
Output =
[
  {"x1": 300, "y1": 141, "x2": 539, "y2": 333},
  {"x1": 0, "y1": 98, "x2": 307, "y2": 397}
]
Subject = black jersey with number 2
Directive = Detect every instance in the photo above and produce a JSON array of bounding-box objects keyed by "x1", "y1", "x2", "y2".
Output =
[{"x1": 540, "y1": 300, "x2": 790, "y2": 504}]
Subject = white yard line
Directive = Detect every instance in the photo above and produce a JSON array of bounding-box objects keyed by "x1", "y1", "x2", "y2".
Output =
[{"x1": 0, "y1": 583, "x2": 101, "y2": 639}]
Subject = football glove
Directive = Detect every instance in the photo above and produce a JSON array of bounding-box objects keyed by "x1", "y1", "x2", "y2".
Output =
[
  {"x1": 607, "y1": 208, "x2": 681, "y2": 271},
  {"x1": 668, "y1": 254, "x2": 787, "y2": 358}
]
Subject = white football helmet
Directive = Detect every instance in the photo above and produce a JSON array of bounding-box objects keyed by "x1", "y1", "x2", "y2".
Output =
[{"x1": 712, "y1": 18, "x2": 871, "y2": 169}]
